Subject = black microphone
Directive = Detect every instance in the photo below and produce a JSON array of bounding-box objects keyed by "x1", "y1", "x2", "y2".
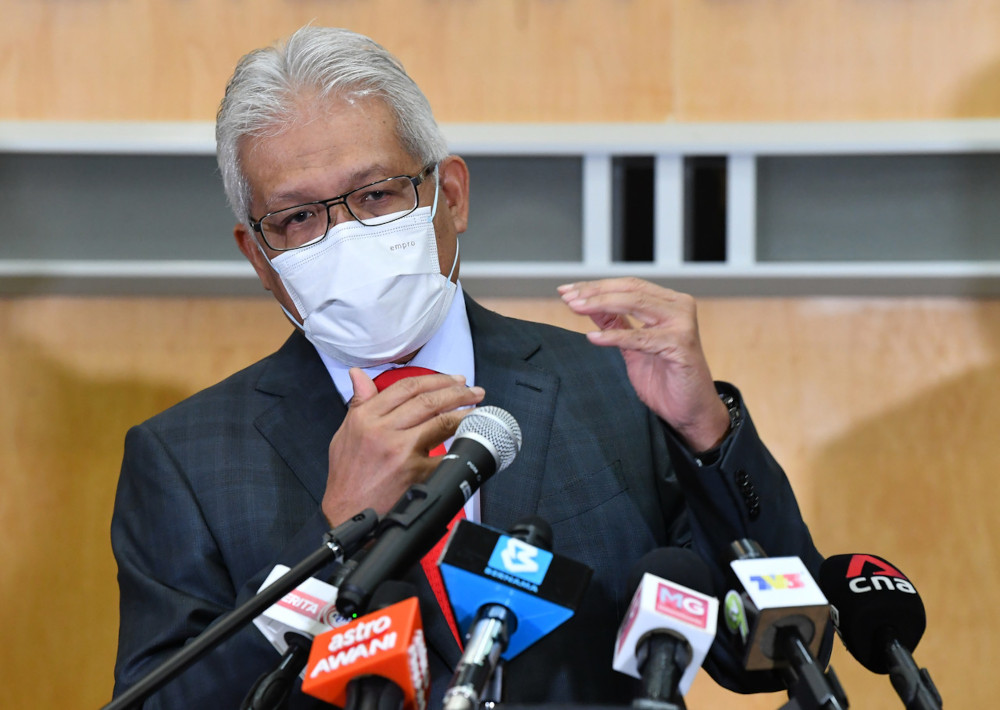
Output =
[
  {"x1": 243, "y1": 548, "x2": 371, "y2": 709},
  {"x1": 303, "y1": 581, "x2": 430, "y2": 710},
  {"x1": 239, "y1": 633, "x2": 312, "y2": 710},
  {"x1": 441, "y1": 516, "x2": 584, "y2": 710},
  {"x1": 818, "y1": 553, "x2": 942, "y2": 710},
  {"x1": 336, "y1": 406, "x2": 522, "y2": 618},
  {"x1": 612, "y1": 548, "x2": 719, "y2": 709},
  {"x1": 724, "y1": 539, "x2": 848, "y2": 710},
  {"x1": 343, "y1": 581, "x2": 425, "y2": 710}
]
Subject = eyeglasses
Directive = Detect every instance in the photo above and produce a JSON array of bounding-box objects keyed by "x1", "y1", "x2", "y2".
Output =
[{"x1": 249, "y1": 164, "x2": 436, "y2": 252}]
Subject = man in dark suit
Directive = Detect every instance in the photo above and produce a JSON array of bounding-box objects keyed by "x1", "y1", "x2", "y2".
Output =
[{"x1": 112, "y1": 25, "x2": 826, "y2": 708}]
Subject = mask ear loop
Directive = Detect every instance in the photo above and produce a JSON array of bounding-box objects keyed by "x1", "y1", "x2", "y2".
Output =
[
  {"x1": 428, "y1": 164, "x2": 441, "y2": 222},
  {"x1": 250, "y1": 236, "x2": 306, "y2": 330},
  {"x1": 277, "y1": 301, "x2": 304, "y2": 330},
  {"x1": 253, "y1": 237, "x2": 274, "y2": 266},
  {"x1": 445, "y1": 234, "x2": 460, "y2": 283},
  {"x1": 428, "y1": 163, "x2": 460, "y2": 283}
]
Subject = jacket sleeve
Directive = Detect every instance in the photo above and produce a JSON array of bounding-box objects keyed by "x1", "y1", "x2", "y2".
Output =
[
  {"x1": 661, "y1": 382, "x2": 833, "y2": 694},
  {"x1": 111, "y1": 422, "x2": 335, "y2": 709}
]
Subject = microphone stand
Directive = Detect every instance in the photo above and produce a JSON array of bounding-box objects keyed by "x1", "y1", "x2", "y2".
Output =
[
  {"x1": 483, "y1": 660, "x2": 505, "y2": 706},
  {"x1": 776, "y1": 629, "x2": 849, "y2": 710},
  {"x1": 444, "y1": 604, "x2": 514, "y2": 710},
  {"x1": 884, "y1": 637, "x2": 942, "y2": 710},
  {"x1": 103, "y1": 510, "x2": 379, "y2": 710},
  {"x1": 343, "y1": 675, "x2": 406, "y2": 710},
  {"x1": 631, "y1": 633, "x2": 691, "y2": 710},
  {"x1": 239, "y1": 547, "x2": 372, "y2": 710},
  {"x1": 240, "y1": 633, "x2": 312, "y2": 710}
]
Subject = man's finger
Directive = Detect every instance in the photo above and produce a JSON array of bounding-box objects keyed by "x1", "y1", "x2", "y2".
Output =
[
  {"x1": 416, "y1": 409, "x2": 473, "y2": 456},
  {"x1": 363, "y1": 372, "x2": 468, "y2": 414},
  {"x1": 347, "y1": 367, "x2": 379, "y2": 407},
  {"x1": 388, "y1": 383, "x2": 485, "y2": 430},
  {"x1": 568, "y1": 282, "x2": 697, "y2": 330}
]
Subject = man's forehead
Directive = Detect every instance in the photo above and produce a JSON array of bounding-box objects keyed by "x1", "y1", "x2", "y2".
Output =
[{"x1": 240, "y1": 98, "x2": 415, "y2": 207}]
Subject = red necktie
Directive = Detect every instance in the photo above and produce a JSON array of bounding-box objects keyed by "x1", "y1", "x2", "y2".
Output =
[{"x1": 372, "y1": 366, "x2": 465, "y2": 648}]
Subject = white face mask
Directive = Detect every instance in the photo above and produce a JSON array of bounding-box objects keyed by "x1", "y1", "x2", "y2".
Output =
[{"x1": 262, "y1": 178, "x2": 458, "y2": 367}]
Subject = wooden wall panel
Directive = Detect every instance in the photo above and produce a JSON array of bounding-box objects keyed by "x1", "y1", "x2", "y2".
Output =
[
  {"x1": 498, "y1": 296, "x2": 1000, "y2": 709},
  {"x1": 2, "y1": 0, "x2": 998, "y2": 707},
  {"x1": 0, "y1": 296, "x2": 292, "y2": 708},
  {"x1": 3, "y1": 0, "x2": 1000, "y2": 123},
  {"x1": 2, "y1": 294, "x2": 997, "y2": 707},
  {"x1": 0, "y1": 0, "x2": 675, "y2": 122},
  {"x1": 673, "y1": 1, "x2": 1000, "y2": 121}
]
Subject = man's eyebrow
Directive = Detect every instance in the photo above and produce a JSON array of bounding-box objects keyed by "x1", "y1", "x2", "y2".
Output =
[
  {"x1": 263, "y1": 190, "x2": 317, "y2": 212},
  {"x1": 346, "y1": 164, "x2": 395, "y2": 186},
  {"x1": 262, "y1": 164, "x2": 399, "y2": 212}
]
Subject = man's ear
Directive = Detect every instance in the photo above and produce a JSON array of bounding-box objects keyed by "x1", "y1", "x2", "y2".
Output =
[
  {"x1": 437, "y1": 155, "x2": 470, "y2": 234},
  {"x1": 234, "y1": 223, "x2": 275, "y2": 292}
]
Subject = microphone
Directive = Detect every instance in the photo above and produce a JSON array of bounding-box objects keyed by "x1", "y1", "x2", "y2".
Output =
[
  {"x1": 302, "y1": 582, "x2": 430, "y2": 710},
  {"x1": 818, "y1": 553, "x2": 942, "y2": 709},
  {"x1": 336, "y1": 406, "x2": 522, "y2": 618},
  {"x1": 240, "y1": 634, "x2": 312, "y2": 710},
  {"x1": 242, "y1": 559, "x2": 362, "y2": 710},
  {"x1": 724, "y1": 539, "x2": 848, "y2": 710},
  {"x1": 612, "y1": 547, "x2": 719, "y2": 708},
  {"x1": 439, "y1": 516, "x2": 591, "y2": 710},
  {"x1": 253, "y1": 564, "x2": 352, "y2": 657}
]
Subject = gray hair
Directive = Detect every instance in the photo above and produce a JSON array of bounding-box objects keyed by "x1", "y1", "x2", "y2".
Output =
[{"x1": 215, "y1": 26, "x2": 450, "y2": 223}]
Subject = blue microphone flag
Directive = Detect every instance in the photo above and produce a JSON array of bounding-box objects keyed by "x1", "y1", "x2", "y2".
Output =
[{"x1": 438, "y1": 520, "x2": 592, "y2": 659}]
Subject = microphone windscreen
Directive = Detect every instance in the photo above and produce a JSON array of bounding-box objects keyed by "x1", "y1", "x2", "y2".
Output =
[
  {"x1": 303, "y1": 596, "x2": 427, "y2": 709},
  {"x1": 368, "y1": 581, "x2": 420, "y2": 612},
  {"x1": 508, "y1": 515, "x2": 553, "y2": 550},
  {"x1": 627, "y1": 547, "x2": 715, "y2": 598},
  {"x1": 818, "y1": 553, "x2": 926, "y2": 674},
  {"x1": 457, "y1": 405, "x2": 522, "y2": 472}
]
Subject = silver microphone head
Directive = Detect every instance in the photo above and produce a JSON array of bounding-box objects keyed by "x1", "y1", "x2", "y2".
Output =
[{"x1": 456, "y1": 405, "x2": 522, "y2": 472}]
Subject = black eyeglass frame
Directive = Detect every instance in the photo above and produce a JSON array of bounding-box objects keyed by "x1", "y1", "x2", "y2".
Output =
[{"x1": 248, "y1": 163, "x2": 437, "y2": 252}]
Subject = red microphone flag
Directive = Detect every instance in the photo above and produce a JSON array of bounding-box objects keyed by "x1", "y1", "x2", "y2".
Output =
[{"x1": 302, "y1": 596, "x2": 429, "y2": 710}]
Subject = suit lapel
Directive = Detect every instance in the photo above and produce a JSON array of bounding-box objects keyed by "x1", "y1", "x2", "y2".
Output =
[
  {"x1": 465, "y1": 296, "x2": 559, "y2": 534},
  {"x1": 252, "y1": 330, "x2": 346, "y2": 504},
  {"x1": 415, "y1": 296, "x2": 561, "y2": 668},
  {"x1": 248, "y1": 303, "x2": 561, "y2": 521}
]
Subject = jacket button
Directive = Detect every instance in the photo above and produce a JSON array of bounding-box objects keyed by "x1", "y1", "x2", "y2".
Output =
[{"x1": 735, "y1": 469, "x2": 760, "y2": 519}]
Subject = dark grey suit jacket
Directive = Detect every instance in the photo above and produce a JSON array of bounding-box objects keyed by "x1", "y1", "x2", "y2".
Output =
[{"x1": 112, "y1": 294, "x2": 824, "y2": 707}]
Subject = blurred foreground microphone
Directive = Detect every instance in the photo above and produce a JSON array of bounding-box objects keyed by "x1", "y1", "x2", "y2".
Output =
[
  {"x1": 243, "y1": 565, "x2": 353, "y2": 709},
  {"x1": 819, "y1": 554, "x2": 942, "y2": 710},
  {"x1": 253, "y1": 563, "x2": 353, "y2": 658},
  {"x1": 302, "y1": 582, "x2": 429, "y2": 710},
  {"x1": 725, "y1": 539, "x2": 847, "y2": 709},
  {"x1": 612, "y1": 548, "x2": 719, "y2": 709},
  {"x1": 337, "y1": 406, "x2": 522, "y2": 618},
  {"x1": 439, "y1": 516, "x2": 592, "y2": 710}
]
